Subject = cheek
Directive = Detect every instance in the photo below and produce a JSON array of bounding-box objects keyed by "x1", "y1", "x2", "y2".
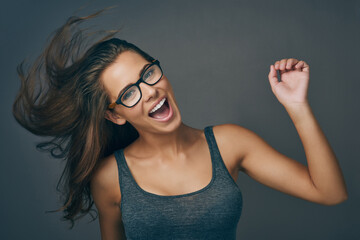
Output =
[
  {"x1": 114, "y1": 105, "x2": 143, "y2": 121},
  {"x1": 126, "y1": 107, "x2": 143, "y2": 118},
  {"x1": 161, "y1": 77, "x2": 173, "y2": 91}
]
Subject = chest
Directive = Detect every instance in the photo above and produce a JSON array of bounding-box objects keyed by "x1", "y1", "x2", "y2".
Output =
[
  {"x1": 121, "y1": 186, "x2": 243, "y2": 240},
  {"x1": 123, "y1": 138, "x2": 239, "y2": 197}
]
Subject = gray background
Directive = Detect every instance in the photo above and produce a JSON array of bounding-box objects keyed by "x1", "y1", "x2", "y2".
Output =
[{"x1": 1, "y1": 0, "x2": 359, "y2": 239}]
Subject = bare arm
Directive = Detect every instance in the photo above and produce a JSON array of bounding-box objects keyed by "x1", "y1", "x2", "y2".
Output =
[
  {"x1": 225, "y1": 103, "x2": 347, "y2": 205},
  {"x1": 91, "y1": 155, "x2": 127, "y2": 239},
  {"x1": 282, "y1": 102, "x2": 347, "y2": 204},
  {"x1": 221, "y1": 58, "x2": 347, "y2": 205}
]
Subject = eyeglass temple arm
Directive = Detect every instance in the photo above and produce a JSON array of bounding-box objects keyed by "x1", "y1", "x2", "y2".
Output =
[{"x1": 108, "y1": 102, "x2": 117, "y2": 109}]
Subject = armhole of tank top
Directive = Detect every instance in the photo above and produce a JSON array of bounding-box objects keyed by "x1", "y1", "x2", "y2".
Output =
[
  {"x1": 208, "y1": 125, "x2": 241, "y2": 190},
  {"x1": 114, "y1": 149, "x2": 125, "y2": 211}
]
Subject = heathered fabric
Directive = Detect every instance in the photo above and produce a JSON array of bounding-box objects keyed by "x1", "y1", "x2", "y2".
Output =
[{"x1": 114, "y1": 125, "x2": 243, "y2": 240}]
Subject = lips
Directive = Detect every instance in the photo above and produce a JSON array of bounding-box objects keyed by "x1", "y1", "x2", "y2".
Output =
[
  {"x1": 148, "y1": 97, "x2": 166, "y2": 115},
  {"x1": 148, "y1": 98, "x2": 173, "y2": 122}
]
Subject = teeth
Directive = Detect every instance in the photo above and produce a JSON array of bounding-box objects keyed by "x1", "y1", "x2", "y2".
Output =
[{"x1": 150, "y1": 98, "x2": 166, "y2": 113}]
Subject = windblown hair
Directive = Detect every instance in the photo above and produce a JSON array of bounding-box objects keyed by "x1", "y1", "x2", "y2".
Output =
[{"x1": 12, "y1": 11, "x2": 154, "y2": 228}]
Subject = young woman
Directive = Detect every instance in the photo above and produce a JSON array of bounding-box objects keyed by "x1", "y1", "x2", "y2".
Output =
[{"x1": 13, "y1": 12, "x2": 347, "y2": 240}]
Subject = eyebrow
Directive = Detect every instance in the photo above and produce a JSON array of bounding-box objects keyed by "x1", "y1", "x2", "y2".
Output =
[{"x1": 116, "y1": 62, "x2": 152, "y2": 99}]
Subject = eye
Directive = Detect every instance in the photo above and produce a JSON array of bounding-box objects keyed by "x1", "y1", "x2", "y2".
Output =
[
  {"x1": 122, "y1": 89, "x2": 136, "y2": 101},
  {"x1": 143, "y1": 68, "x2": 154, "y2": 81}
]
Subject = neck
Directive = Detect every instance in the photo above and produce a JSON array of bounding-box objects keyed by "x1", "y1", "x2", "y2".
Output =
[{"x1": 132, "y1": 123, "x2": 201, "y2": 162}]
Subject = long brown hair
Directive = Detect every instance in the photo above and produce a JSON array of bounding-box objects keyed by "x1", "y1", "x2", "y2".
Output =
[{"x1": 12, "y1": 11, "x2": 154, "y2": 228}]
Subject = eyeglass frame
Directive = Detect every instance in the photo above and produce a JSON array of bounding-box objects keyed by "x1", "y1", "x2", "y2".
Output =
[{"x1": 108, "y1": 59, "x2": 163, "y2": 109}]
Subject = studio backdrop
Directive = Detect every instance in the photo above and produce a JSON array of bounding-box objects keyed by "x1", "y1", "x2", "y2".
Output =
[{"x1": 1, "y1": 0, "x2": 359, "y2": 239}]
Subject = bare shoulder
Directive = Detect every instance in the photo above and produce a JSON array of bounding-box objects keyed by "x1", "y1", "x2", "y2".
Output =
[
  {"x1": 212, "y1": 123, "x2": 261, "y2": 171},
  {"x1": 91, "y1": 154, "x2": 127, "y2": 238},
  {"x1": 90, "y1": 154, "x2": 121, "y2": 207},
  {"x1": 212, "y1": 123, "x2": 259, "y2": 142}
]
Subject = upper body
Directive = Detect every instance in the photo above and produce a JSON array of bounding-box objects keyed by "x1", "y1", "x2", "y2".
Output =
[
  {"x1": 91, "y1": 121, "x2": 346, "y2": 240},
  {"x1": 12, "y1": 13, "x2": 347, "y2": 240},
  {"x1": 90, "y1": 52, "x2": 347, "y2": 239}
]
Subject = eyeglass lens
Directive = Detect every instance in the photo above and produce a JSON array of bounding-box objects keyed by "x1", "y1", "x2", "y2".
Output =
[{"x1": 120, "y1": 63, "x2": 162, "y2": 107}]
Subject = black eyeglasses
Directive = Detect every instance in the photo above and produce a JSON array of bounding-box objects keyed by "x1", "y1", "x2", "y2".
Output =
[{"x1": 108, "y1": 59, "x2": 163, "y2": 109}]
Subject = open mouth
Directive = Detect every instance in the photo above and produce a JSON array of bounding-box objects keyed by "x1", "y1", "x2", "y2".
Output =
[{"x1": 148, "y1": 98, "x2": 171, "y2": 120}]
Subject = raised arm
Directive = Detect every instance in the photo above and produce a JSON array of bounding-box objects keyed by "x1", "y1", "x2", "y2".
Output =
[
  {"x1": 91, "y1": 155, "x2": 127, "y2": 239},
  {"x1": 219, "y1": 59, "x2": 347, "y2": 205}
]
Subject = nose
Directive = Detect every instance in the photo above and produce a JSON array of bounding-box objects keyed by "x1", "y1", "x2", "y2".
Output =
[{"x1": 140, "y1": 82, "x2": 157, "y2": 102}]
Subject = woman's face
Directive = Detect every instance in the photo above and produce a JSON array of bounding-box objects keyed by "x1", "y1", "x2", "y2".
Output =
[{"x1": 101, "y1": 50, "x2": 182, "y2": 134}]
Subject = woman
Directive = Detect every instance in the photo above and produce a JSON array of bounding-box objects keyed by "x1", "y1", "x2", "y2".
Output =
[{"x1": 13, "y1": 12, "x2": 347, "y2": 240}]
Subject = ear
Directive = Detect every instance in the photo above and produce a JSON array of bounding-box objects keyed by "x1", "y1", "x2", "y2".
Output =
[{"x1": 105, "y1": 110, "x2": 127, "y2": 125}]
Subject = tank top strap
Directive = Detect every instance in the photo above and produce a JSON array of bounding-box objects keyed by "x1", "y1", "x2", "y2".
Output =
[
  {"x1": 114, "y1": 148, "x2": 135, "y2": 198},
  {"x1": 204, "y1": 125, "x2": 223, "y2": 169},
  {"x1": 204, "y1": 125, "x2": 240, "y2": 187}
]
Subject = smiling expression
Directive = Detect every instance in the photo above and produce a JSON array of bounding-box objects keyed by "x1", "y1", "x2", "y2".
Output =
[{"x1": 101, "y1": 50, "x2": 182, "y2": 134}]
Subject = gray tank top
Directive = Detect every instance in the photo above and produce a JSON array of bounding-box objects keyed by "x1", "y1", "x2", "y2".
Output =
[{"x1": 114, "y1": 125, "x2": 243, "y2": 239}]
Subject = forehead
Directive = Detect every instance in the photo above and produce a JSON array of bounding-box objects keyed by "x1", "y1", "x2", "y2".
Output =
[{"x1": 101, "y1": 51, "x2": 150, "y2": 100}]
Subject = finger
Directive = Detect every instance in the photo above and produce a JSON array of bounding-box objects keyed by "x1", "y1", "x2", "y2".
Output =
[
  {"x1": 295, "y1": 60, "x2": 304, "y2": 69},
  {"x1": 302, "y1": 61, "x2": 310, "y2": 72},
  {"x1": 280, "y1": 59, "x2": 287, "y2": 70},
  {"x1": 286, "y1": 58, "x2": 299, "y2": 70},
  {"x1": 268, "y1": 65, "x2": 279, "y2": 89},
  {"x1": 295, "y1": 60, "x2": 310, "y2": 72},
  {"x1": 274, "y1": 61, "x2": 280, "y2": 70}
]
